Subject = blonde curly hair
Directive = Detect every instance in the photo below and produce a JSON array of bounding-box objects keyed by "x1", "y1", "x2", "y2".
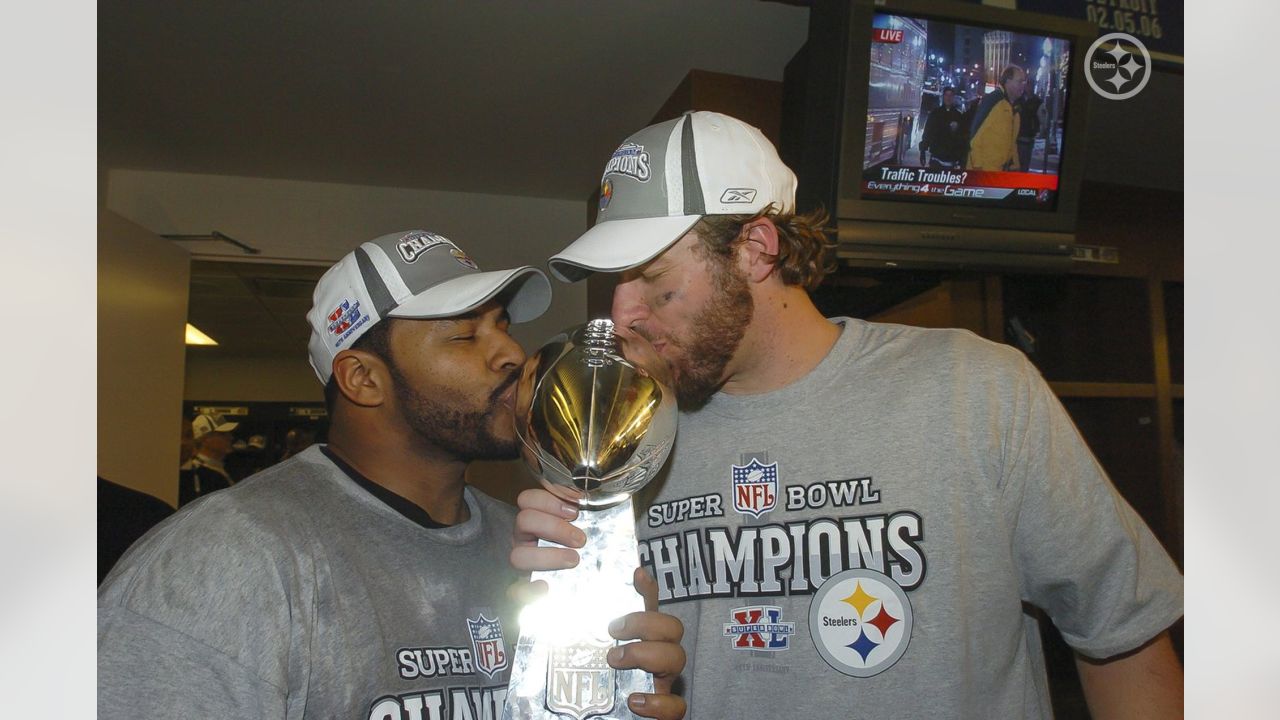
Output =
[{"x1": 691, "y1": 204, "x2": 837, "y2": 292}]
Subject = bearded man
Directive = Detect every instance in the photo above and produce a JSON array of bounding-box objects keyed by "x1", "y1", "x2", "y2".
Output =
[{"x1": 512, "y1": 112, "x2": 1183, "y2": 719}]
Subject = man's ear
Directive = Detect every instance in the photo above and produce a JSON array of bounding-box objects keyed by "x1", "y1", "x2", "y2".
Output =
[
  {"x1": 331, "y1": 350, "x2": 389, "y2": 408},
  {"x1": 737, "y1": 217, "x2": 781, "y2": 283}
]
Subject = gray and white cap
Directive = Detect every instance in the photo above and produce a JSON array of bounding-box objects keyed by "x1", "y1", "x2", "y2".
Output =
[
  {"x1": 549, "y1": 111, "x2": 797, "y2": 282},
  {"x1": 192, "y1": 413, "x2": 238, "y2": 439},
  {"x1": 306, "y1": 230, "x2": 552, "y2": 383}
]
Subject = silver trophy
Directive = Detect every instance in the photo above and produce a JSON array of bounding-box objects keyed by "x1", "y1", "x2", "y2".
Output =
[{"x1": 503, "y1": 319, "x2": 678, "y2": 720}]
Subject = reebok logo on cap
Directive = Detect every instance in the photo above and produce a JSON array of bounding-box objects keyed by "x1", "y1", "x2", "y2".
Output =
[{"x1": 720, "y1": 188, "x2": 758, "y2": 203}]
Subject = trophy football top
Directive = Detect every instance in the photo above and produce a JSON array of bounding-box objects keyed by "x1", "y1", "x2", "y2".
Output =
[{"x1": 515, "y1": 319, "x2": 677, "y2": 509}]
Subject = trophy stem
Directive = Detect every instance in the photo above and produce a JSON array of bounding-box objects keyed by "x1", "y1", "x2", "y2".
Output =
[{"x1": 503, "y1": 499, "x2": 653, "y2": 720}]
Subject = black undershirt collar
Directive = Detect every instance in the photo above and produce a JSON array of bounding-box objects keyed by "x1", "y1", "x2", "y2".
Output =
[{"x1": 320, "y1": 445, "x2": 446, "y2": 529}]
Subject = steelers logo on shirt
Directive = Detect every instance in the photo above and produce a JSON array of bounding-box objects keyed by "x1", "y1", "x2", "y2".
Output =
[{"x1": 808, "y1": 568, "x2": 912, "y2": 678}]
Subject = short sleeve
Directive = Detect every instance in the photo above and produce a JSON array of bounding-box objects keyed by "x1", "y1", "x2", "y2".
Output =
[
  {"x1": 1000, "y1": 356, "x2": 1183, "y2": 659},
  {"x1": 98, "y1": 498, "x2": 309, "y2": 718}
]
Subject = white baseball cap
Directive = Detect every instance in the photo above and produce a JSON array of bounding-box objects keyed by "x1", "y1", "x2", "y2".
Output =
[
  {"x1": 192, "y1": 414, "x2": 238, "y2": 439},
  {"x1": 549, "y1": 111, "x2": 797, "y2": 282},
  {"x1": 306, "y1": 230, "x2": 552, "y2": 383}
]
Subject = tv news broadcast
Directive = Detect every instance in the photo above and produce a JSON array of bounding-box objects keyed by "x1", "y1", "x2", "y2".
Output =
[{"x1": 863, "y1": 12, "x2": 1074, "y2": 211}]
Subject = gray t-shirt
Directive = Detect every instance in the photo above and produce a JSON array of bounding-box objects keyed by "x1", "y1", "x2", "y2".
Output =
[
  {"x1": 634, "y1": 318, "x2": 1182, "y2": 718},
  {"x1": 98, "y1": 445, "x2": 520, "y2": 720}
]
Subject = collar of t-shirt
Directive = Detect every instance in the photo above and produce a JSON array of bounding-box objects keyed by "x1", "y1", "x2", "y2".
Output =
[{"x1": 319, "y1": 445, "x2": 446, "y2": 529}]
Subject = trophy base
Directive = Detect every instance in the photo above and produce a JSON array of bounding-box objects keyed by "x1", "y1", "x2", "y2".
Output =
[{"x1": 503, "y1": 499, "x2": 653, "y2": 720}]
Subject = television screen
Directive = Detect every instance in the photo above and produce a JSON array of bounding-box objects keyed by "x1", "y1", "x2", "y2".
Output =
[{"x1": 861, "y1": 12, "x2": 1074, "y2": 211}]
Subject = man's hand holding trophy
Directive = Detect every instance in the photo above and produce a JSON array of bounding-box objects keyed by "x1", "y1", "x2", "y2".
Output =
[{"x1": 503, "y1": 320, "x2": 682, "y2": 720}]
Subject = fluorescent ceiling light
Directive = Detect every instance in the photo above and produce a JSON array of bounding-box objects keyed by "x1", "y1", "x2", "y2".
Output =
[{"x1": 185, "y1": 323, "x2": 218, "y2": 346}]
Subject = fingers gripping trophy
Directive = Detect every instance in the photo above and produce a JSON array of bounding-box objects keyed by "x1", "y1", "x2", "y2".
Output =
[{"x1": 503, "y1": 319, "x2": 677, "y2": 720}]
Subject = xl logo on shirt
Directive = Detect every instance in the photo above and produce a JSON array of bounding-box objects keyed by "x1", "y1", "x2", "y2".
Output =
[
  {"x1": 723, "y1": 605, "x2": 795, "y2": 651},
  {"x1": 466, "y1": 614, "x2": 508, "y2": 679},
  {"x1": 732, "y1": 459, "x2": 778, "y2": 518}
]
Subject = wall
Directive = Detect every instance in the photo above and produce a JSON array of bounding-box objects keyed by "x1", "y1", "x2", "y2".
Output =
[
  {"x1": 98, "y1": 209, "x2": 190, "y2": 506},
  {"x1": 104, "y1": 169, "x2": 588, "y2": 269},
  {"x1": 184, "y1": 354, "x2": 324, "y2": 402},
  {"x1": 106, "y1": 170, "x2": 591, "y2": 401}
]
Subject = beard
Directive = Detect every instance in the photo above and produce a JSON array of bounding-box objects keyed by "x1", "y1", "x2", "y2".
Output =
[
  {"x1": 388, "y1": 361, "x2": 522, "y2": 461},
  {"x1": 664, "y1": 253, "x2": 754, "y2": 409}
]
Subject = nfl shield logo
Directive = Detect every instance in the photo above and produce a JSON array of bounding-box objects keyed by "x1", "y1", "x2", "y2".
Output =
[
  {"x1": 547, "y1": 639, "x2": 615, "y2": 720},
  {"x1": 466, "y1": 614, "x2": 508, "y2": 679},
  {"x1": 732, "y1": 459, "x2": 779, "y2": 518}
]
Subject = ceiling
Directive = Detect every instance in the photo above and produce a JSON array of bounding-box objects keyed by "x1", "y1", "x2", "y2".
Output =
[
  {"x1": 110, "y1": 2, "x2": 810, "y2": 360},
  {"x1": 100, "y1": 0, "x2": 811, "y2": 201},
  {"x1": 187, "y1": 261, "x2": 325, "y2": 356}
]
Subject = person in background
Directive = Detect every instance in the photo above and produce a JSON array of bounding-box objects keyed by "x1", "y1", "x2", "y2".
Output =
[
  {"x1": 968, "y1": 65, "x2": 1027, "y2": 171},
  {"x1": 280, "y1": 425, "x2": 317, "y2": 461},
  {"x1": 99, "y1": 230, "x2": 687, "y2": 720},
  {"x1": 1015, "y1": 89, "x2": 1046, "y2": 173},
  {"x1": 225, "y1": 434, "x2": 271, "y2": 482},
  {"x1": 177, "y1": 413, "x2": 238, "y2": 506},
  {"x1": 97, "y1": 477, "x2": 173, "y2": 584},
  {"x1": 919, "y1": 86, "x2": 968, "y2": 169}
]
